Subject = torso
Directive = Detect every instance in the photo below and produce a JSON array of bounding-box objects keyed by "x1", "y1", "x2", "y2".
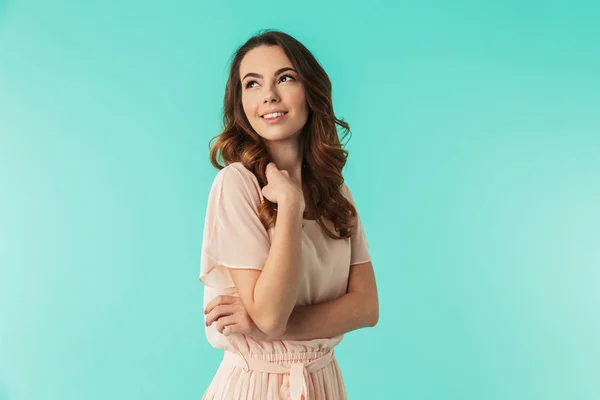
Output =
[{"x1": 202, "y1": 162, "x2": 355, "y2": 353}]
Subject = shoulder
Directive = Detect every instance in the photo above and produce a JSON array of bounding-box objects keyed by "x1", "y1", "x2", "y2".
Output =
[
  {"x1": 214, "y1": 162, "x2": 259, "y2": 187},
  {"x1": 212, "y1": 162, "x2": 263, "y2": 204},
  {"x1": 340, "y1": 181, "x2": 349, "y2": 193},
  {"x1": 340, "y1": 181, "x2": 352, "y2": 199}
]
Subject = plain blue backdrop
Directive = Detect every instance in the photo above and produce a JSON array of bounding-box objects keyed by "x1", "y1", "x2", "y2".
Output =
[{"x1": 1, "y1": 0, "x2": 599, "y2": 399}]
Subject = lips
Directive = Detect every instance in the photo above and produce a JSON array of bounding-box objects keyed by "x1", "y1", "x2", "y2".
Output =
[
  {"x1": 261, "y1": 111, "x2": 288, "y2": 119},
  {"x1": 261, "y1": 112, "x2": 287, "y2": 124}
]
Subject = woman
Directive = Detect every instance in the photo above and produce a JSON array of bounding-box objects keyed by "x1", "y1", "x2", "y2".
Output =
[{"x1": 199, "y1": 30, "x2": 379, "y2": 399}]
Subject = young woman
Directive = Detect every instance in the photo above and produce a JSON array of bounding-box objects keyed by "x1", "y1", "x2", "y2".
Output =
[{"x1": 199, "y1": 30, "x2": 379, "y2": 400}]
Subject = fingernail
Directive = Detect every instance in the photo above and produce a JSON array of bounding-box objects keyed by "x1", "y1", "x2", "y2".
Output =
[{"x1": 204, "y1": 309, "x2": 207, "y2": 315}]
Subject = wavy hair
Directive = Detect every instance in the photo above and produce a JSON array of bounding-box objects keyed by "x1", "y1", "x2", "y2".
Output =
[{"x1": 209, "y1": 29, "x2": 358, "y2": 240}]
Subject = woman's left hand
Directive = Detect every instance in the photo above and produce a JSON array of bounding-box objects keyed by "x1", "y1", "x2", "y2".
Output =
[{"x1": 204, "y1": 295, "x2": 271, "y2": 340}]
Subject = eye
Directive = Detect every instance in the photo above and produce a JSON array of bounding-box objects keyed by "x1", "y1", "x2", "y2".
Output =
[
  {"x1": 279, "y1": 74, "x2": 295, "y2": 83},
  {"x1": 244, "y1": 74, "x2": 296, "y2": 89}
]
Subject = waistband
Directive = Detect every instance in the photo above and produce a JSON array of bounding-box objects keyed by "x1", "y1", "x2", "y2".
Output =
[{"x1": 223, "y1": 349, "x2": 335, "y2": 400}]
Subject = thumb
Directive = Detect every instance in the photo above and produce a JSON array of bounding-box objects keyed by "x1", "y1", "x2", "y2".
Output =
[{"x1": 261, "y1": 184, "x2": 270, "y2": 196}]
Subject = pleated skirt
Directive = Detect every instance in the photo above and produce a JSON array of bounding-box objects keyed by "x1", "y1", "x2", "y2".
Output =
[{"x1": 202, "y1": 349, "x2": 347, "y2": 400}]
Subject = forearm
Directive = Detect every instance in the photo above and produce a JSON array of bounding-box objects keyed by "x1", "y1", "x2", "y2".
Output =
[
  {"x1": 272, "y1": 291, "x2": 378, "y2": 341},
  {"x1": 252, "y1": 197, "x2": 304, "y2": 334}
]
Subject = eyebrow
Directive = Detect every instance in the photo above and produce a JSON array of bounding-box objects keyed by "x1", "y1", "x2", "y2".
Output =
[{"x1": 242, "y1": 67, "x2": 297, "y2": 81}]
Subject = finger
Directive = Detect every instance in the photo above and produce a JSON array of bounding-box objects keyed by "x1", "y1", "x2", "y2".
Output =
[
  {"x1": 205, "y1": 295, "x2": 236, "y2": 315},
  {"x1": 266, "y1": 162, "x2": 278, "y2": 177},
  {"x1": 216, "y1": 315, "x2": 237, "y2": 333},
  {"x1": 205, "y1": 295, "x2": 236, "y2": 314},
  {"x1": 221, "y1": 323, "x2": 242, "y2": 336},
  {"x1": 206, "y1": 304, "x2": 236, "y2": 326}
]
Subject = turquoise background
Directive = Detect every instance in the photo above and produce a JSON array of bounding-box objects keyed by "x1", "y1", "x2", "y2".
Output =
[{"x1": 1, "y1": 0, "x2": 599, "y2": 398}]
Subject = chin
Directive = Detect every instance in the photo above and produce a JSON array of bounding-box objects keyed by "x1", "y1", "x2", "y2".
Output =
[
  {"x1": 255, "y1": 125, "x2": 304, "y2": 142},
  {"x1": 259, "y1": 131, "x2": 299, "y2": 142}
]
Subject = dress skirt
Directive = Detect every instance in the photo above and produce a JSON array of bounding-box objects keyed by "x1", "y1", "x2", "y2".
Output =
[{"x1": 202, "y1": 349, "x2": 347, "y2": 400}]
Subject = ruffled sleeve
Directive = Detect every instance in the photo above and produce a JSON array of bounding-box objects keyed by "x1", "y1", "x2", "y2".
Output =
[
  {"x1": 199, "y1": 165, "x2": 271, "y2": 289},
  {"x1": 342, "y1": 183, "x2": 372, "y2": 265}
]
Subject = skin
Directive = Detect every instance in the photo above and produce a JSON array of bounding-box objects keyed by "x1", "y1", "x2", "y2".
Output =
[
  {"x1": 240, "y1": 45, "x2": 309, "y2": 185},
  {"x1": 205, "y1": 45, "x2": 379, "y2": 340}
]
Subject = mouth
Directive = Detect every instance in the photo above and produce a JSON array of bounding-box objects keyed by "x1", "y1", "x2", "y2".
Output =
[{"x1": 261, "y1": 111, "x2": 288, "y2": 124}]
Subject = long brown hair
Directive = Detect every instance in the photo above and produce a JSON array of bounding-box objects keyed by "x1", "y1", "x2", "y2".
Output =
[{"x1": 209, "y1": 29, "x2": 358, "y2": 240}]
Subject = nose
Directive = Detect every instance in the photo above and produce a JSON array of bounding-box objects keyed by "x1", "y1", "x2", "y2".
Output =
[{"x1": 263, "y1": 85, "x2": 280, "y2": 104}]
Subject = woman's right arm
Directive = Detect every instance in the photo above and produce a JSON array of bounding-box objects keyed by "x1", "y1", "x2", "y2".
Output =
[
  {"x1": 226, "y1": 194, "x2": 303, "y2": 337},
  {"x1": 208, "y1": 161, "x2": 305, "y2": 337}
]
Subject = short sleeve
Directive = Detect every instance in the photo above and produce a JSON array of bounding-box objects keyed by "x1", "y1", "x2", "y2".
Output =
[
  {"x1": 199, "y1": 165, "x2": 271, "y2": 289},
  {"x1": 342, "y1": 183, "x2": 372, "y2": 265}
]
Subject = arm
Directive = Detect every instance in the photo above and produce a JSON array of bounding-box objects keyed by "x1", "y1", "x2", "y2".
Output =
[
  {"x1": 274, "y1": 261, "x2": 379, "y2": 340},
  {"x1": 206, "y1": 261, "x2": 379, "y2": 340},
  {"x1": 205, "y1": 174, "x2": 377, "y2": 340},
  {"x1": 228, "y1": 195, "x2": 304, "y2": 337}
]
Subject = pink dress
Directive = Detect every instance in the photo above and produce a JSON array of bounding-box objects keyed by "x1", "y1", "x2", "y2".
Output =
[{"x1": 199, "y1": 162, "x2": 371, "y2": 400}]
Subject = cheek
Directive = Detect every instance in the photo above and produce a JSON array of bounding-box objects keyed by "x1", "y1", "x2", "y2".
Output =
[
  {"x1": 289, "y1": 88, "x2": 307, "y2": 110},
  {"x1": 291, "y1": 96, "x2": 308, "y2": 118},
  {"x1": 241, "y1": 97, "x2": 256, "y2": 118}
]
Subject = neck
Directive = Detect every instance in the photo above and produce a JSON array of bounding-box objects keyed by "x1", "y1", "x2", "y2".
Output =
[{"x1": 265, "y1": 137, "x2": 305, "y2": 184}]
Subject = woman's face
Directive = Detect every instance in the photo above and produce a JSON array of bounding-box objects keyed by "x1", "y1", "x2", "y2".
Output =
[{"x1": 239, "y1": 45, "x2": 309, "y2": 143}]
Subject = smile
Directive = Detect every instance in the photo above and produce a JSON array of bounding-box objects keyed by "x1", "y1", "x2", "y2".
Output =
[{"x1": 261, "y1": 112, "x2": 288, "y2": 124}]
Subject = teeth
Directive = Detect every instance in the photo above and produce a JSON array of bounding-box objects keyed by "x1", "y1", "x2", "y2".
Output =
[{"x1": 263, "y1": 112, "x2": 286, "y2": 119}]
